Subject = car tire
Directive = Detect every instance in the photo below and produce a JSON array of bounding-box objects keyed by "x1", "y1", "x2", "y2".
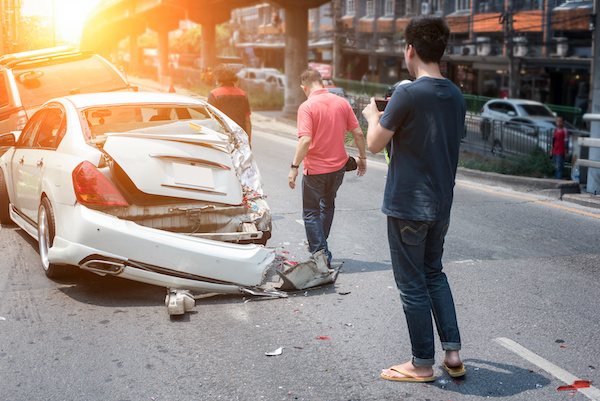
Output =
[
  {"x1": 38, "y1": 197, "x2": 69, "y2": 279},
  {"x1": 480, "y1": 119, "x2": 491, "y2": 141},
  {"x1": 0, "y1": 169, "x2": 12, "y2": 225}
]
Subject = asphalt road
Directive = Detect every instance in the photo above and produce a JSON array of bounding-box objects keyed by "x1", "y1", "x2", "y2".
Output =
[{"x1": 1, "y1": 122, "x2": 600, "y2": 401}]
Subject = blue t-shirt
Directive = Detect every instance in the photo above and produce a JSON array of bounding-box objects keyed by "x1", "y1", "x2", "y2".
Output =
[{"x1": 379, "y1": 77, "x2": 466, "y2": 221}]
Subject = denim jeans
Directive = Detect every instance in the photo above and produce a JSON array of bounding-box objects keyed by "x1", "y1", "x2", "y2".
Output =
[
  {"x1": 387, "y1": 217, "x2": 461, "y2": 367},
  {"x1": 301, "y1": 166, "x2": 345, "y2": 265},
  {"x1": 553, "y1": 154, "x2": 564, "y2": 179}
]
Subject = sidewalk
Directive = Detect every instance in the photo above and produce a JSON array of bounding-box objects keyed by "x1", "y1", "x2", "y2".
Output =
[{"x1": 129, "y1": 76, "x2": 600, "y2": 210}]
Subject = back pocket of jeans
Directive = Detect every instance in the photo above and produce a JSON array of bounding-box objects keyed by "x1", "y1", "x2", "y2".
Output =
[{"x1": 400, "y1": 221, "x2": 428, "y2": 246}]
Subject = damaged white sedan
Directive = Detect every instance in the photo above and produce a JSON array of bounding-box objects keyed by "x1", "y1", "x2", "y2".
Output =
[{"x1": 0, "y1": 92, "x2": 277, "y2": 296}]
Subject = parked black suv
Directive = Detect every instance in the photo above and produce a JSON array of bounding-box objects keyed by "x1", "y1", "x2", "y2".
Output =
[{"x1": 0, "y1": 46, "x2": 135, "y2": 134}]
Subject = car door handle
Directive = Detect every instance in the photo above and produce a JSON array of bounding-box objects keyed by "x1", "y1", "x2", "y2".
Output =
[{"x1": 36, "y1": 159, "x2": 43, "y2": 168}]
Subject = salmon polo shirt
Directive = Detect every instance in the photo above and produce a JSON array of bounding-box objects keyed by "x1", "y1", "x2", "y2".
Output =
[{"x1": 297, "y1": 88, "x2": 360, "y2": 175}]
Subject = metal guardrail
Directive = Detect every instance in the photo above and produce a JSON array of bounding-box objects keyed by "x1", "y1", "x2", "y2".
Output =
[
  {"x1": 577, "y1": 113, "x2": 600, "y2": 171},
  {"x1": 345, "y1": 94, "x2": 587, "y2": 161}
]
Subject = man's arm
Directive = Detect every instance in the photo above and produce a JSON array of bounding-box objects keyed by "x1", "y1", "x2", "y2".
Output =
[
  {"x1": 288, "y1": 135, "x2": 312, "y2": 189},
  {"x1": 350, "y1": 126, "x2": 367, "y2": 176},
  {"x1": 362, "y1": 98, "x2": 394, "y2": 154}
]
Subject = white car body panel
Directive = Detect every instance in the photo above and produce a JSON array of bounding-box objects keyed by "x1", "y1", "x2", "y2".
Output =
[
  {"x1": 102, "y1": 130, "x2": 242, "y2": 205},
  {"x1": 0, "y1": 92, "x2": 276, "y2": 294},
  {"x1": 46, "y1": 204, "x2": 275, "y2": 293}
]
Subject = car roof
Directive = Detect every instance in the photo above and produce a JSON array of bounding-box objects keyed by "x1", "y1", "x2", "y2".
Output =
[
  {"x1": 62, "y1": 92, "x2": 206, "y2": 109},
  {"x1": 487, "y1": 98, "x2": 547, "y2": 106}
]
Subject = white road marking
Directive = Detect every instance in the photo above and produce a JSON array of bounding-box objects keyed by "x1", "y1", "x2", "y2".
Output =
[
  {"x1": 495, "y1": 337, "x2": 600, "y2": 400},
  {"x1": 295, "y1": 219, "x2": 304, "y2": 226}
]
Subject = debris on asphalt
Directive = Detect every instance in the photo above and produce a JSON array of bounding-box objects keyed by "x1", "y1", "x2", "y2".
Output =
[
  {"x1": 315, "y1": 336, "x2": 331, "y2": 340},
  {"x1": 277, "y1": 249, "x2": 340, "y2": 290},
  {"x1": 557, "y1": 380, "x2": 592, "y2": 391},
  {"x1": 265, "y1": 347, "x2": 283, "y2": 356}
]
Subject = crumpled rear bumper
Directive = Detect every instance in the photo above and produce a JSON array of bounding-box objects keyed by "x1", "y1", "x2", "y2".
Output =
[{"x1": 48, "y1": 204, "x2": 275, "y2": 293}]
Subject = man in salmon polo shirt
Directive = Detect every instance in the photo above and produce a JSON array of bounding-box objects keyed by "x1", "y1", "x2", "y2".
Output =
[{"x1": 288, "y1": 69, "x2": 367, "y2": 266}]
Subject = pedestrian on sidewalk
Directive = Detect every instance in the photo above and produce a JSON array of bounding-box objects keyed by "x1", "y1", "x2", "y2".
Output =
[
  {"x1": 288, "y1": 69, "x2": 367, "y2": 266},
  {"x1": 552, "y1": 115, "x2": 569, "y2": 179},
  {"x1": 207, "y1": 64, "x2": 252, "y2": 145},
  {"x1": 362, "y1": 16, "x2": 466, "y2": 383}
]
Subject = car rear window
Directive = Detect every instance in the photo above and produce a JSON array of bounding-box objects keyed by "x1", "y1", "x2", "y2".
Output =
[
  {"x1": 13, "y1": 55, "x2": 128, "y2": 108},
  {"x1": 81, "y1": 105, "x2": 229, "y2": 140}
]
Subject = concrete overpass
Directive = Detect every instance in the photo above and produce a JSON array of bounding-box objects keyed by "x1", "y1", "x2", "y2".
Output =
[{"x1": 81, "y1": 0, "x2": 330, "y2": 114}]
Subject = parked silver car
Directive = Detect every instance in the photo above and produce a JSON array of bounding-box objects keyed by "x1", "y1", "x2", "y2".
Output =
[{"x1": 479, "y1": 98, "x2": 556, "y2": 140}]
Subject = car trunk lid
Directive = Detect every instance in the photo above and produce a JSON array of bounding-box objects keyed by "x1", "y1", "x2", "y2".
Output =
[{"x1": 102, "y1": 122, "x2": 243, "y2": 205}]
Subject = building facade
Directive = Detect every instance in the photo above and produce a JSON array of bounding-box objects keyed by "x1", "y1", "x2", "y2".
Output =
[
  {"x1": 232, "y1": 0, "x2": 593, "y2": 108},
  {"x1": 0, "y1": 0, "x2": 23, "y2": 55}
]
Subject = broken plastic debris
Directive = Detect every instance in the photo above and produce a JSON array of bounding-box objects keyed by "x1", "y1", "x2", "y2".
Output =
[
  {"x1": 240, "y1": 287, "x2": 288, "y2": 298},
  {"x1": 265, "y1": 347, "x2": 283, "y2": 356},
  {"x1": 560, "y1": 345, "x2": 567, "y2": 349},
  {"x1": 0, "y1": 316, "x2": 5, "y2": 321},
  {"x1": 315, "y1": 336, "x2": 331, "y2": 340},
  {"x1": 557, "y1": 380, "x2": 592, "y2": 391},
  {"x1": 277, "y1": 249, "x2": 340, "y2": 291},
  {"x1": 338, "y1": 291, "x2": 351, "y2": 295},
  {"x1": 284, "y1": 260, "x2": 299, "y2": 267}
]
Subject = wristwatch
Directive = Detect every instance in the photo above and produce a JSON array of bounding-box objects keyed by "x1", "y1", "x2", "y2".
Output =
[{"x1": 291, "y1": 163, "x2": 299, "y2": 169}]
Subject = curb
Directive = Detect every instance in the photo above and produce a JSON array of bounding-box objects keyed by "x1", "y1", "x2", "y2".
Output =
[{"x1": 456, "y1": 167, "x2": 581, "y2": 199}]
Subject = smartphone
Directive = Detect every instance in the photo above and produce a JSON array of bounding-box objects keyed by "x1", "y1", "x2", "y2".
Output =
[{"x1": 375, "y1": 99, "x2": 388, "y2": 111}]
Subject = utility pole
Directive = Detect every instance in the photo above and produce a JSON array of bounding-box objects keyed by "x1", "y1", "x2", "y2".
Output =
[
  {"x1": 332, "y1": 0, "x2": 342, "y2": 80},
  {"x1": 586, "y1": 0, "x2": 600, "y2": 193},
  {"x1": 500, "y1": 4, "x2": 517, "y2": 98}
]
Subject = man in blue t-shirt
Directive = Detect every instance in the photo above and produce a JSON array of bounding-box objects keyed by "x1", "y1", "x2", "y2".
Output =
[{"x1": 363, "y1": 16, "x2": 467, "y2": 383}]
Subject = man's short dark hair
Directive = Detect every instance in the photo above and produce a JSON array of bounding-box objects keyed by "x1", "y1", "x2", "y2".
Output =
[
  {"x1": 404, "y1": 16, "x2": 450, "y2": 64},
  {"x1": 300, "y1": 69, "x2": 323, "y2": 86}
]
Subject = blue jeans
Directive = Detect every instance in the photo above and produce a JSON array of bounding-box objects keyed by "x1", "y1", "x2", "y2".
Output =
[
  {"x1": 387, "y1": 217, "x2": 461, "y2": 367},
  {"x1": 302, "y1": 166, "x2": 345, "y2": 265},
  {"x1": 553, "y1": 154, "x2": 564, "y2": 179}
]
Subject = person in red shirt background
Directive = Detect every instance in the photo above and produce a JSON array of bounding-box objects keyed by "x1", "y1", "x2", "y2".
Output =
[
  {"x1": 208, "y1": 64, "x2": 252, "y2": 145},
  {"x1": 552, "y1": 116, "x2": 568, "y2": 179}
]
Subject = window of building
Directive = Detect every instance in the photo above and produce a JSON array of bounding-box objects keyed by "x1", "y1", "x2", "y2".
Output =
[
  {"x1": 346, "y1": 0, "x2": 356, "y2": 15},
  {"x1": 384, "y1": 0, "x2": 395, "y2": 16},
  {"x1": 513, "y1": 0, "x2": 541, "y2": 10},
  {"x1": 406, "y1": 0, "x2": 418, "y2": 15},
  {"x1": 431, "y1": 0, "x2": 441, "y2": 12},
  {"x1": 457, "y1": 0, "x2": 470, "y2": 11},
  {"x1": 366, "y1": 0, "x2": 374, "y2": 17}
]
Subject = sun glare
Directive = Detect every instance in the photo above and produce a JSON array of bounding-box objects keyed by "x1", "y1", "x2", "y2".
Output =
[{"x1": 23, "y1": 0, "x2": 102, "y2": 44}]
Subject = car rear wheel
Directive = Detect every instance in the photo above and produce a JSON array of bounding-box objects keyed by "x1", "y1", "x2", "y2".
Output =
[
  {"x1": 0, "y1": 169, "x2": 12, "y2": 225},
  {"x1": 38, "y1": 197, "x2": 69, "y2": 278}
]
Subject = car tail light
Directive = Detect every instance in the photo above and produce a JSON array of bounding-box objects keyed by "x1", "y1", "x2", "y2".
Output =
[{"x1": 72, "y1": 161, "x2": 128, "y2": 206}]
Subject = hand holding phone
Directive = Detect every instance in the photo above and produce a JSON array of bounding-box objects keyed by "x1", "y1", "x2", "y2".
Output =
[{"x1": 375, "y1": 99, "x2": 388, "y2": 112}]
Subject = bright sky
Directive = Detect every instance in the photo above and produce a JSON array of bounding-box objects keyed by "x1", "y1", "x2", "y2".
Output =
[{"x1": 21, "y1": 0, "x2": 103, "y2": 44}]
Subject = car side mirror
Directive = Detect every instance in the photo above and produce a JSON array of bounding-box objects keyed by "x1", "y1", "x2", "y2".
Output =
[{"x1": 0, "y1": 132, "x2": 16, "y2": 147}]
